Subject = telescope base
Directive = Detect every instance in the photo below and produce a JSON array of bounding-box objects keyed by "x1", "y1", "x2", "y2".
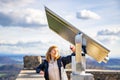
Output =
[{"x1": 71, "y1": 73, "x2": 94, "y2": 80}]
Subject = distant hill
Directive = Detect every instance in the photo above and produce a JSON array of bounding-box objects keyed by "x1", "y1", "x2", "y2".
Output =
[
  {"x1": 0, "y1": 55, "x2": 23, "y2": 80},
  {"x1": 0, "y1": 55, "x2": 120, "y2": 70},
  {"x1": 0, "y1": 56, "x2": 22, "y2": 64},
  {"x1": 0, "y1": 64, "x2": 22, "y2": 71},
  {"x1": 86, "y1": 58, "x2": 120, "y2": 70}
]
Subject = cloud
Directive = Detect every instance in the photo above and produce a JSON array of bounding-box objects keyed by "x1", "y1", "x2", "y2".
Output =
[
  {"x1": 96, "y1": 28, "x2": 120, "y2": 44},
  {"x1": 0, "y1": 38, "x2": 70, "y2": 55},
  {"x1": 76, "y1": 9, "x2": 101, "y2": 20},
  {"x1": 97, "y1": 36, "x2": 119, "y2": 44},
  {"x1": 0, "y1": 12, "x2": 13, "y2": 26},
  {"x1": 0, "y1": 41, "x2": 47, "y2": 55},
  {"x1": 0, "y1": 41, "x2": 43, "y2": 47},
  {"x1": 97, "y1": 28, "x2": 120, "y2": 36},
  {"x1": 0, "y1": 8, "x2": 47, "y2": 27},
  {"x1": 0, "y1": 26, "x2": 71, "y2": 55},
  {"x1": 0, "y1": 0, "x2": 35, "y2": 9}
]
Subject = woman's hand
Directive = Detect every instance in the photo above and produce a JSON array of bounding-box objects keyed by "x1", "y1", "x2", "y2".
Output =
[
  {"x1": 40, "y1": 71, "x2": 44, "y2": 75},
  {"x1": 70, "y1": 45, "x2": 75, "y2": 53}
]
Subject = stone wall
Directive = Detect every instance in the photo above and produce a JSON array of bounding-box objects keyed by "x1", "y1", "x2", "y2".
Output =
[
  {"x1": 87, "y1": 70, "x2": 120, "y2": 80},
  {"x1": 23, "y1": 56, "x2": 42, "y2": 69},
  {"x1": 66, "y1": 69, "x2": 120, "y2": 80},
  {"x1": 23, "y1": 56, "x2": 120, "y2": 80}
]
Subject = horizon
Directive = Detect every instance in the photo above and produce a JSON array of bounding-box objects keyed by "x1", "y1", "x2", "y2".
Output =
[{"x1": 0, "y1": 52, "x2": 120, "y2": 59}]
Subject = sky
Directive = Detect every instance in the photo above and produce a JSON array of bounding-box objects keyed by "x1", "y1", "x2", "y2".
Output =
[{"x1": 0, "y1": 0, "x2": 120, "y2": 58}]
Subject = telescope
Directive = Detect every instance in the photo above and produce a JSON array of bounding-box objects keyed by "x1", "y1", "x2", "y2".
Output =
[{"x1": 45, "y1": 6, "x2": 110, "y2": 80}]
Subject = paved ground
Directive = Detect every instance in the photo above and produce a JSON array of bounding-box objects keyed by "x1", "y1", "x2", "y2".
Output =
[{"x1": 16, "y1": 70, "x2": 45, "y2": 80}]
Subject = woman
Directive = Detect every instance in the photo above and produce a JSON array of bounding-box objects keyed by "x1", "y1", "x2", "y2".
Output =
[{"x1": 36, "y1": 45, "x2": 75, "y2": 80}]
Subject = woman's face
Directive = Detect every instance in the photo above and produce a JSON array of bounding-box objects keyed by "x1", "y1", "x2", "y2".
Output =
[{"x1": 50, "y1": 47, "x2": 59, "y2": 58}]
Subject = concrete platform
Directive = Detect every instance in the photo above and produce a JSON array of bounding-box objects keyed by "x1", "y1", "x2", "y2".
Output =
[
  {"x1": 16, "y1": 69, "x2": 120, "y2": 80},
  {"x1": 16, "y1": 70, "x2": 45, "y2": 80}
]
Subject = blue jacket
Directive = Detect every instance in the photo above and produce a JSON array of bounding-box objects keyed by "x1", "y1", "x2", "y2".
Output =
[{"x1": 36, "y1": 53, "x2": 75, "y2": 80}]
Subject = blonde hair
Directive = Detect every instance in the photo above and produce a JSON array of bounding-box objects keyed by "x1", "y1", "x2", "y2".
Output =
[{"x1": 46, "y1": 45, "x2": 60, "y2": 62}]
